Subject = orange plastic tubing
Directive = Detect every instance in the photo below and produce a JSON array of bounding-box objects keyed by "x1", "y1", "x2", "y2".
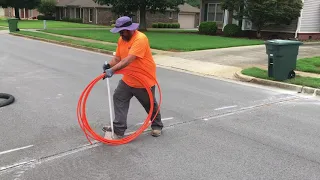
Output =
[{"x1": 77, "y1": 68, "x2": 162, "y2": 146}]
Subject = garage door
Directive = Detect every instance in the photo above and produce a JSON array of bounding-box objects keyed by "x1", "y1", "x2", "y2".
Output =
[{"x1": 178, "y1": 13, "x2": 195, "y2": 29}]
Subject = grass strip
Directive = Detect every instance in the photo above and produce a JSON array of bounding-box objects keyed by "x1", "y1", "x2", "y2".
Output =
[
  {"x1": 242, "y1": 67, "x2": 320, "y2": 88},
  {"x1": 297, "y1": 56, "x2": 320, "y2": 74},
  {"x1": 13, "y1": 31, "x2": 117, "y2": 52},
  {"x1": 0, "y1": 20, "x2": 108, "y2": 29},
  {"x1": 40, "y1": 29, "x2": 264, "y2": 51}
]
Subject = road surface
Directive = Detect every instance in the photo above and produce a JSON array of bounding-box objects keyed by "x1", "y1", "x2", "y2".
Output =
[{"x1": 1, "y1": 34, "x2": 320, "y2": 180}]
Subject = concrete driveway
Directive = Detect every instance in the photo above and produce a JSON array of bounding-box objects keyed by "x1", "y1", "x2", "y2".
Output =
[
  {"x1": 1, "y1": 34, "x2": 320, "y2": 180},
  {"x1": 167, "y1": 44, "x2": 320, "y2": 68}
]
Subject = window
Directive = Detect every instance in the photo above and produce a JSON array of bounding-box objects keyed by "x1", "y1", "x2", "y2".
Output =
[
  {"x1": 169, "y1": 12, "x2": 173, "y2": 19},
  {"x1": 89, "y1": 9, "x2": 93, "y2": 22},
  {"x1": 207, "y1": 3, "x2": 224, "y2": 22},
  {"x1": 60, "y1": 8, "x2": 63, "y2": 19},
  {"x1": 76, "y1": 8, "x2": 81, "y2": 18}
]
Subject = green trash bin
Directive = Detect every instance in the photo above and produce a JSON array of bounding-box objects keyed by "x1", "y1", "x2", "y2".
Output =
[
  {"x1": 265, "y1": 39, "x2": 303, "y2": 81},
  {"x1": 7, "y1": 18, "x2": 19, "y2": 32}
]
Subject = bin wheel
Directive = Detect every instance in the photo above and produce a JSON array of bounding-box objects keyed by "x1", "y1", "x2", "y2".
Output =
[
  {"x1": 288, "y1": 70, "x2": 296, "y2": 79},
  {"x1": 0, "y1": 93, "x2": 15, "y2": 108}
]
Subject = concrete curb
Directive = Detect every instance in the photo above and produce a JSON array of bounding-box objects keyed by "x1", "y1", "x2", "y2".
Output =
[
  {"x1": 302, "y1": 41, "x2": 320, "y2": 46},
  {"x1": 9, "y1": 33, "x2": 115, "y2": 56},
  {"x1": 234, "y1": 70, "x2": 320, "y2": 97}
]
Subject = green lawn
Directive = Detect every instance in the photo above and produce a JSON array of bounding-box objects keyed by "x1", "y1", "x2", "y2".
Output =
[
  {"x1": 0, "y1": 20, "x2": 109, "y2": 29},
  {"x1": 41, "y1": 29, "x2": 264, "y2": 51},
  {"x1": 297, "y1": 56, "x2": 320, "y2": 74},
  {"x1": 13, "y1": 31, "x2": 117, "y2": 52},
  {"x1": 242, "y1": 67, "x2": 320, "y2": 88},
  {"x1": 0, "y1": 27, "x2": 8, "y2": 30}
]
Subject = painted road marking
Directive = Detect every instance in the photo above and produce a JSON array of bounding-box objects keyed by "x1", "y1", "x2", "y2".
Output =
[
  {"x1": 214, "y1": 105, "x2": 238, "y2": 111},
  {"x1": 135, "y1": 117, "x2": 174, "y2": 125},
  {"x1": 0, "y1": 145, "x2": 34, "y2": 156}
]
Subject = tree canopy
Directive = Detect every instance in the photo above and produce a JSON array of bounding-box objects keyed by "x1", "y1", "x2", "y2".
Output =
[
  {"x1": 94, "y1": 0, "x2": 185, "y2": 31},
  {"x1": 37, "y1": 0, "x2": 57, "y2": 17},
  {"x1": 221, "y1": 0, "x2": 303, "y2": 37}
]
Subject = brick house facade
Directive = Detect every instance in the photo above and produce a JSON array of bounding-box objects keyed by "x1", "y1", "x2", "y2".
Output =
[
  {"x1": 4, "y1": 7, "x2": 40, "y2": 19},
  {"x1": 55, "y1": 0, "x2": 180, "y2": 27}
]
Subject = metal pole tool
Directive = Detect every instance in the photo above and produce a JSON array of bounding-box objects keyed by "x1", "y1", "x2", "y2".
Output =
[{"x1": 105, "y1": 61, "x2": 114, "y2": 139}]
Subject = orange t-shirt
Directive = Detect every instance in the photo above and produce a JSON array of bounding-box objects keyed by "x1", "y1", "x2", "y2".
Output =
[{"x1": 115, "y1": 31, "x2": 157, "y2": 88}]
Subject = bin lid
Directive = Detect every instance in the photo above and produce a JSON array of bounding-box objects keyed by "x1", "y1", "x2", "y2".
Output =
[{"x1": 265, "y1": 39, "x2": 303, "y2": 45}]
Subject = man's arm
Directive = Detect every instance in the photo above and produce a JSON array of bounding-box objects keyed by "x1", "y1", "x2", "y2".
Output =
[
  {"x1": 111, "y1": 54, "x2": 136, "y2": 72},
  {"x1": 108, "y1": 56, "x2": 121, "y2": 67}
]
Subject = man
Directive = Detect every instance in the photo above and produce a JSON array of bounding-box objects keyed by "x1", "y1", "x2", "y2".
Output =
[{"x1": 102, "y1": 16, "x2": 163, "y2": 139}]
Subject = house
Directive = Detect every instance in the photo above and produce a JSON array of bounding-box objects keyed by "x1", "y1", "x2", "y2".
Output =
[
  {"x1": 55, "y1": 0, "x2": 198, "y2": 28},
  {"x1": 55, "y1": 0, "x2": 116, "y2": 25},
  {"x1": 3, "y1": 7, "x2": 40, "y2": 19},
  {"x1": 0, "y1": 7, "x2": 4, "y2": 17},
  {"x1": 177, "y1": 3, "x2": 200, "y2": 29},
  {"x1": 199, "y1": 0, "x2": 320, "y2": 40}
]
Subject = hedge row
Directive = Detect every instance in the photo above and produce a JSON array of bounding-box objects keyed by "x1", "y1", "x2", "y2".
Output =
[
  {"x1": 37, "y1": 15, "x2": 55, "y2": 20},
  {"x1": 61, "y1": 17, "x2": 83, "y2": 23},
  {"x1": 152, "y1": 23, "x2": 180, "y2": 28}
]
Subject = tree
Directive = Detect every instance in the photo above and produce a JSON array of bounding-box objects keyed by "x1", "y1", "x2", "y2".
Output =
[
  {"x1": 221, "y1": 0, "x2": 244, "y2": 26},
  {"x1": 186, "y1": 0, "x2": 200, "y2": 8},
  {"x1": 221, "y1": 0, "x2": 303, "y2": 38},
  {"x1": 94, "y1": 0, "x2": 185, "y2": 31},
  {"x1": 37, "y1": 0, "x2": 57, "y2": 17},
  {"x1": 0, "y1": 0, "x2": 41, "y2": 19}
]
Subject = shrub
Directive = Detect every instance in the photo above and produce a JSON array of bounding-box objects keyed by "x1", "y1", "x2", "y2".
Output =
[
  {"x1": 158, "y1": 23, "x2": 164, "y2": 28},
  {"x1": 37, "y1": 15, "x2": 55, "y2": 20},
  {"x1": 151, "y1": 22, "x2": 180, "y2": 29},
  {"x1": 61, "y1": 17, "x2": 82, "y2": 23},
  {"x1": 199, "y1": 21, "x2": 217, "y2": 35},
  {"x1": 223, "y1": 24, "x2": 242, "y2": 37}
]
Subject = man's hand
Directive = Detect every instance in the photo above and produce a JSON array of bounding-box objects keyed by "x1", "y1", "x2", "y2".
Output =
[
  {"x1": 103, "y1": 63, "x2": 111, "y2": 72},
  {"x1": 103, "y1": 69, "x2": 114, "y2": 79}
]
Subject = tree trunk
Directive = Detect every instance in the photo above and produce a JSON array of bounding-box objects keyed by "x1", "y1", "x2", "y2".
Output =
[
  {"x1": 14, "y1": 8, "x2": 20, "y2": 19},
  {"x1": 138, "y1": 6, "x2": 147, "y2": 31},
  {"x1": 228, "y1": 10, "x2": 233, "y2": 24},
  {"x1": 238, "y1": 4, "x2": 244, "y2": 29},
  {"x1": 256, "y1": 29, "x2": 261, "y2": 38}
]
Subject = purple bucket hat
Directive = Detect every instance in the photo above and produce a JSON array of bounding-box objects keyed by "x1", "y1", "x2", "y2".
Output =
[{"x1": 110, "y1": 16, "x2": 139, "y2": 33}]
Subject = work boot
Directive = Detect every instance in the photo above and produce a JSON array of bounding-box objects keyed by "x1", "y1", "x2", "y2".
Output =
[
  {"x1": 151, "y1": 129, "x2": 162, "y2": 137},
  {"x1": 102, "y1": 126, "x2": 124, "y2": 139}
]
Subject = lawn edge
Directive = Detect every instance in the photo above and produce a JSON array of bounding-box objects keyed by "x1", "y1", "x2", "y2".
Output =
[
  {"x1": 9, "y1": 32, "x2": 115, "y2": 56},
  {"x1": 234, "y1": 70, "x2": 320, "y2": 97}
]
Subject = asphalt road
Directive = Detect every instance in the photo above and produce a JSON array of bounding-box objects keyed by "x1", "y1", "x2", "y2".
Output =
[{"x1": 1, "y1": 34, "x2": 320, "y2": 180}]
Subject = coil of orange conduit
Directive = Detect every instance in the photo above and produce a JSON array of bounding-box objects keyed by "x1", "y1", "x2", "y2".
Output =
[{"x1": 77, "y1": 68, "x2": 162, "y2": 146}]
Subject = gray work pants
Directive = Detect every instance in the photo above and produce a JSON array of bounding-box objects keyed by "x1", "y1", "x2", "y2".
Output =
[{"x1": 112, "y1": 80, "x2": 163, "y2": 136}]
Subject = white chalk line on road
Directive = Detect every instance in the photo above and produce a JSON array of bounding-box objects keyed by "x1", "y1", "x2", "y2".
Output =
[
  {"x1": 0, "y1": 159, "x2": 36, "y2": 171},
  {"x1": 135, "y1": 117, "x2": 174, "y2": 125},
  {"x1": 203, "y1": 113, "x2": 235, "y2": 121},
  {"x1": 214, "y1": 105, "x2": 238, "y2": 111},
  {"x1": 0, "y1": 145, "x2": 34, "y2": 156}
]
